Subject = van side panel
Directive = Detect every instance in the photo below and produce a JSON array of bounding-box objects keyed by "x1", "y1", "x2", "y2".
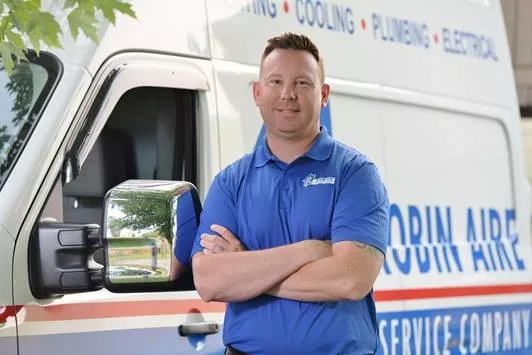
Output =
[
  {"x1": 206, "y1": 0, "x2": 517, "y2": 111},
  {"x1": 210, "y1": 1, "x2": 532, "y2": 351},
  {"x1": 206, "y1": 0, "x2": 529, "y2": 245},
  {"x1": 16, "y1": 296, "x2": 225, "y2": 355}
]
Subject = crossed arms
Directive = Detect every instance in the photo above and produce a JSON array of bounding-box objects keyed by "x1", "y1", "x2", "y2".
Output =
[
  {"x1": 192, "y1": 162, "x2": 388, "y2": 303},
  {"x1": 192, "y1": 224, "x2": 384, "y2": 303}
]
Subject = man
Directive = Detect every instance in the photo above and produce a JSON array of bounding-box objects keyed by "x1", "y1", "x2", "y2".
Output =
[{"x1": 191, "y1": 33, "x2": 389, "y2": 354}]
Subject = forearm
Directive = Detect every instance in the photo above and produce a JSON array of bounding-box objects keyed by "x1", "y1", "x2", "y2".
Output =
[
  {"x1": 267, "y1": 241, "x2": 384, "y2": 302},
  {"x1": 267, "y1": 255, "x2": 360, "y2": 302},
  {"x1": 193, "y1": 242, "x2": 316, "y2": 302}
]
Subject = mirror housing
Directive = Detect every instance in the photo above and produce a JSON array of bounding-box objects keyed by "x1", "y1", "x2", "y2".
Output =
[
  {"x1": 102, "y1": 180, "x2": 201, "y2": 293},
  {"x1": 29, "y1": 223, "x2": 104, "y2": 299}
]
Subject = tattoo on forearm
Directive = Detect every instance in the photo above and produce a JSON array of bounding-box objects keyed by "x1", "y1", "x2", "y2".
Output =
[{"x1": 353, "y1": 242, "x2": 384, "y2": 260}]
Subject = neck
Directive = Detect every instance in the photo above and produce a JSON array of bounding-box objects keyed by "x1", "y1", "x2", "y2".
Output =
[{"x1": 266, "y1": 129, "x2": 320, "y2": 164}]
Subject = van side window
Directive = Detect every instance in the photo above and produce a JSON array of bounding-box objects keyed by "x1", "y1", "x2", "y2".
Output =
[
  {"x1": 40, "y1": 86, "x2": 198, "y2": 290},
  {"x1": 0, "y1": 52, "x2": 61, "y2": 188}
]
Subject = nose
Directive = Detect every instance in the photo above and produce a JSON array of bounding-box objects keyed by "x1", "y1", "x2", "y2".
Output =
[{"x1": 281, "y1": 84, "x2": 297, "y2": 100}]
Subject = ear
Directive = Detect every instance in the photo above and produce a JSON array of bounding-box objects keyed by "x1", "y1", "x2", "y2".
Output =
[
  {"x1": 320, "y1": 83, "x2": 330, "y2": 108},
  {"x1": 252, "y1": 80, "x2": 261, "y2": 106}
]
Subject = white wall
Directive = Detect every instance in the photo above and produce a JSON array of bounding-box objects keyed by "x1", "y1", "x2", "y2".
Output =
[
  {"x1": 502, "y1": 0, "x2": 532, "y2": 106},
  {"x1": 502, "y1": 1, "x2": 532, "y2": 181}
]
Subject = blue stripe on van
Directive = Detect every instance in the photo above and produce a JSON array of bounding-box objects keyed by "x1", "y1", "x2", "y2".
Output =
[{"x1": 377, "y1": 303, "x2": 532, "y2": 355}]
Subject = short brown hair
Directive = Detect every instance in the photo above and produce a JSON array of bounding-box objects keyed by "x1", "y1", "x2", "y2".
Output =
[{"x1": 260, "y1": 33, "x2": 325, "y2": 82}]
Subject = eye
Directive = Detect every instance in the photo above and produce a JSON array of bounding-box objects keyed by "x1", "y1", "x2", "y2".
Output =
[
  {"x1": 269, "y1": 79, "x2": 281, "y2": 85},
  {"x1": 296, "y1": 80, "x2": 310, "y2": 87}
]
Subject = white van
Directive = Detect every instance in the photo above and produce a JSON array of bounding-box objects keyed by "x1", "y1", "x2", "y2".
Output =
[{"x1": 0, "y1": 0, "x2": 530, "y2": 354}]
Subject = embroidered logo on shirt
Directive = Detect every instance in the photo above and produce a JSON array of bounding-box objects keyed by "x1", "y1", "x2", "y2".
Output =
[{"x1": 302, "y1": 173, "x2": 336, "y2": 187}]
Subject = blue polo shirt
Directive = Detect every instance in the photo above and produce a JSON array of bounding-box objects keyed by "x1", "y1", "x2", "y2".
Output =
[{"x1": 191, "y1": 126, "x2": 389, "y2": 354}]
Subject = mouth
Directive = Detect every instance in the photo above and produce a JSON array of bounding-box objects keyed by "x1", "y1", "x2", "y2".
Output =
[{"x1": 276, "y1": 108, "x2": 300, "y2": 113}]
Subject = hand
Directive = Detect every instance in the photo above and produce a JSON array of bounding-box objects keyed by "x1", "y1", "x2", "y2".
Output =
[{"x1": 200, "y1": 224, "x2": 247, "y2": 255}]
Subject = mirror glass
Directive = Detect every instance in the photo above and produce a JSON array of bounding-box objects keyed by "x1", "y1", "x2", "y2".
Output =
[{"x1": 103, "y1": 180, "x2": 199, "y2": 285}]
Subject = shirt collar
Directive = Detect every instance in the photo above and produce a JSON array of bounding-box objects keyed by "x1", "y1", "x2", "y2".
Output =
[
  {"x1": 303, "y1": 125, "x2": 335, "y2": 161},
  {"x1": 254, "y1": 139, "x2": 273, "y2": 167},
  {"x1": 254, "y1": 126, "x2": 335, "y2": 168}
]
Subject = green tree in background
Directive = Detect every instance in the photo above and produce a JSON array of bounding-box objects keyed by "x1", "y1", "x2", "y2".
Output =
[
  {"x1": 0, "y1": 62, "x2": 32, "y2": 169},
  {"x1": 108, "y1": 190, "x2": 174, "y2": 241},
  {"x1": 5, "y1": 62, "x2": 31, "y2": 125},
  {"x1": 0, "y1": 0, "x2": 136, "y2": 74}
]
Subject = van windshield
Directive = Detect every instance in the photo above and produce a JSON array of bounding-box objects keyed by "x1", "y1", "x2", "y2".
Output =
[{"x1": 0, "y1": 51, "x2": 62, "y2": 188}]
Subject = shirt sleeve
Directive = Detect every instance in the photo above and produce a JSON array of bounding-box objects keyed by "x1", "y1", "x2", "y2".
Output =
[
  {"x1": 331, "y1": 160, "x2": 390, "y2": 255},
  {"x1": 189, "y1": 171, "x2": 238, "y2": 263}
]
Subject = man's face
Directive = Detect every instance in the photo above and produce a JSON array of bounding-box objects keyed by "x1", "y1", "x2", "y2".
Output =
[{"x1": 253, "y1": 49, "x2": 330, "y2": 140}]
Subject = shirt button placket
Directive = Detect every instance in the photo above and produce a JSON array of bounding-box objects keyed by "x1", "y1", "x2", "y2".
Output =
[{"x1": 280, "y1": 170, "x2": 290, "y2": 210}]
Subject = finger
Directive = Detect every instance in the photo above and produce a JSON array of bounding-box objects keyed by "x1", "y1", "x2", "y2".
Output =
[
  {"x1": 201, "y1": 233, "x2": 229, "y2": 245},
  {"x1": 203, "y1": 248, "x2": 214, "y2": 256},
  {"x1": 201, "y1": 234, "x2": 230, "y2": 251},
  {"x1": 211, "y1": 224, "x2": 238, "y2": 244},
  {"x1": 209, "y1": 226, "x2": 246, "y2": 251},
  {"x1": 200, "y1": 238, "x2": 223, "y2": 253}
]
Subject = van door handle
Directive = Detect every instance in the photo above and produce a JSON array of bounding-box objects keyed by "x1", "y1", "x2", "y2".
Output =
[{"x1": 178, "y1": 322, "x2": 219, "y2": 336}]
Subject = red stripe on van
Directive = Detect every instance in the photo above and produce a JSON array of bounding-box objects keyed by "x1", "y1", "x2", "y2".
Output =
[
  {"x1": 4, "y1": 283, "x2": 531, "y2": 323},
  {"x1": 374, "y1": 283, "x2": 532, "y2": 301},
  {"x1": 23, "y1": 299, "x2": 226, "y2": 322}
]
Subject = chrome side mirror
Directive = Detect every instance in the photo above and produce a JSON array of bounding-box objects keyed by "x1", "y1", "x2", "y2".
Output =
[{"x1": 102, "y1": 180, "x2": 201, "y2": 292}]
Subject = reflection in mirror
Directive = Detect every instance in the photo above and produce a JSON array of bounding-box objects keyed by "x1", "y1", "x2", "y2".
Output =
[
  {"x1": 171, "y1": 187, "x2": 199, "y2": 281},
  {"x1": 103, "y1": 180, "x2": 200, "y2": 287}
]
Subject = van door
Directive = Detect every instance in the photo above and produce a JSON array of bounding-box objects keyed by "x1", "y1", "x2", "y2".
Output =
[
  {"x1": 13, "y1": 53, "x2": 226, "y2": 355},
  {"x1": 0, "y1": 51, "x2": 67, "y2": 355}
]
